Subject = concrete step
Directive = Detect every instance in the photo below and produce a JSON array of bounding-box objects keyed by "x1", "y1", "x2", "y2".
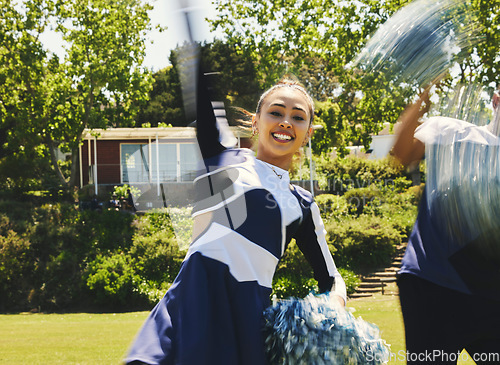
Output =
[
  {"x1": 350, "y1": 244, "x2": 406, "y2": 298},
  {"x1": 355, "y1": 286, "x2": 384, "y2": 293},
  {"x1": 358, "y1": 282, "x2": 384, "y2": 289},
  {"x1": 384, "y1": 267, "x2": 400, "y2": 272},
  {"x1": 369, "y1": 271, "x2": 397, "y2": 278},
  {"x1": 350, "y1": 292, "x2": 373, "y2": 299}
]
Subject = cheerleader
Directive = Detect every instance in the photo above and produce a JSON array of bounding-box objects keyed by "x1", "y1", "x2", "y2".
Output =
[
  {"x1": 124, "y1": 65, "x2": 346, "y2": 365},
  {"x1": 393, "y1": 87, "x2": 500, "y2": 364}
]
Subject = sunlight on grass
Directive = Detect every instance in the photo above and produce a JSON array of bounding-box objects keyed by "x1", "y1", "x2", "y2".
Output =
[
  {"x1": 0, "y1": 312, "x2": 148, "y2": 365},
  {"x1": 0, "y1": 290, "x2": 478, "y2": 365}
]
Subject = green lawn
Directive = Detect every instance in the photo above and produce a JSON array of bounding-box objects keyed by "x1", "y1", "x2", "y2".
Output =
[
  {"x1": 0, "y1": 311, "x2": 147, "y2": 364},
  {"x1": 0, "y1": 288, "x2": 476, "y2": 365}
]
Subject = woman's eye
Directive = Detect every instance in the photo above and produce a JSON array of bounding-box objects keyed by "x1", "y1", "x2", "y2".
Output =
[
  {"x1": 294, "y1": 115, "x2": 305, "y2": 121},
  {"x1": 270, "y1": 111, "x2": 282, "y2": 117}
]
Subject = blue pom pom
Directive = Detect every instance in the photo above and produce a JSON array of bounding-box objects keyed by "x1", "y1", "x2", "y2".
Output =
[{"x1": 263, "y1": 292, "x2": 391, "y2": 364}]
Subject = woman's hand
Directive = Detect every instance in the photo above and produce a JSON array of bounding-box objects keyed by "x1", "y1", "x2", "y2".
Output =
[
  {"x1": 334, "y1": 294, "x2": 346, "y2": 307},
  {"x1": 392, "y1": 88, "x2": 430, "y2": 166}
]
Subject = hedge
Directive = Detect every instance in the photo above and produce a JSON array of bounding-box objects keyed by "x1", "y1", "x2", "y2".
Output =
[{"x1": 0, "y1": 156, "x2": 422, "y2": 311}]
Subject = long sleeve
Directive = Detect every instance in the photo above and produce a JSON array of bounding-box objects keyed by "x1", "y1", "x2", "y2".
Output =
[
  {"x1": 196, "y1": 69, "x2": 236, "y2": 161},
  {"x1": 293, "y1": 199, "x2": 347, "y2": 304}
]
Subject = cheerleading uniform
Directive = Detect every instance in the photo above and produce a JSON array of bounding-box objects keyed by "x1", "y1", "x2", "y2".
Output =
[
  {"x1": 124, "y1": 74, "x2": 346, "y2": 365},
  {"x1": 398, "y1": 116, "x2": 500, "y2": 364}
]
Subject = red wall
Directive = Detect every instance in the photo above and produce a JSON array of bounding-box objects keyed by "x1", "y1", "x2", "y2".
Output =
[{"x1": 81, "y1": 139, "x2": 149, "y2": 185}]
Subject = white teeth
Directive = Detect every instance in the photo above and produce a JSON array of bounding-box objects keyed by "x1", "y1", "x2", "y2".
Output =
[{"x1": 273, "y1": 133, "x2": 292, "y2": 141}]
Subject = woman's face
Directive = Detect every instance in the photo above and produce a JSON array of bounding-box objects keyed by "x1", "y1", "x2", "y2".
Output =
[{"x1": 254, "y1": 87, "x2": 312, "y2": 169}]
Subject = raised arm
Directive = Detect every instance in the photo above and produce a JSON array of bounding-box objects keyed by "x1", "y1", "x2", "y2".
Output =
[
  {"x1": 195, "y1": 70, "x2": 228, "y2": 160},
  {"x1": 392, "y1": 89, "x2": 430, "y2": 166}
]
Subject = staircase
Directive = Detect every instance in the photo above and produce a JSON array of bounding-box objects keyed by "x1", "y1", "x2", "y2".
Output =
[{"x1": 349, "y1": 244, "x2": 406, "y2": 299}]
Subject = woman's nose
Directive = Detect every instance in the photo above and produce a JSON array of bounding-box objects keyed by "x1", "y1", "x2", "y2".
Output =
[{"x1": 279, "y1": 119, "x2": 292, "y2": 128}]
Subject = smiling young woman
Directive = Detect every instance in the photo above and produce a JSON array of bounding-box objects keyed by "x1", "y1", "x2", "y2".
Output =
[{"x1": 124, "y1": 71, "x2": 346, "y2": 365}]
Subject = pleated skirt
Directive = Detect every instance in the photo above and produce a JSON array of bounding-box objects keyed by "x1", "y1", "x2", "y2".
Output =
[{"x1": 124, "y1": 252, "x2": 272, "y2": 365}]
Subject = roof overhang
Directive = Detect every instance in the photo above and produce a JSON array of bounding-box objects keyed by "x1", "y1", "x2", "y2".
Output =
[{"x1": 82, "y1": 126, "x2": 251, "y2": 140}]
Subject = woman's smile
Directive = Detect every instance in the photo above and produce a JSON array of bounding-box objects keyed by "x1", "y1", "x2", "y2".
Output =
[{"x1": 271, "y1": 131, "x2": 294, "y2": 143}]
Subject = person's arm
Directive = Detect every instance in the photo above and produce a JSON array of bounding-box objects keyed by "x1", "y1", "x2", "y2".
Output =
[
  {"x1": 195, "y1": 70, "x2": 228, "y2": 160},
  {"x1": 392, "y1": 89, "x2": 430, "y2": 166},
  {"x1": 294, "y1": 200, "x2": 347, "y2": 306}
]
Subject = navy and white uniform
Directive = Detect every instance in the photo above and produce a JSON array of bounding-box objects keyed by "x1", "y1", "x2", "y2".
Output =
[
  {"x1": 124, "y1": 73, "x2": 346, "y2": 365},
  {"x1": 400, "y1": 116, "x2": 500, "y2": 300},
  {"x1": 398, "y1": 117, "x2": 500, "y2": 362}
]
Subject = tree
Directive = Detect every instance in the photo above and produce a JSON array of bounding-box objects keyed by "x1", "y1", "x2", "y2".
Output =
[
  {"x1": 211, "y1": 0, "x2": 499, "y2": 154},
  {"x1": 135, "y1": 40, "x2": 261, "y2": 127},
  {"x1": 0, "y1": 0, "x2": 154, "y2": 190},
  {"x1": 210, "y1": 0, "x2": 413, "y2": 154},
  {"x1": 0, "y1": 0, "x2": 57, "y2": 190},
  {"x1": 52, "y1": 0, "x2": 154, "y2": 187},
  {"x1": 135, "y1": 65, "x2": 185, "y2": 127}
]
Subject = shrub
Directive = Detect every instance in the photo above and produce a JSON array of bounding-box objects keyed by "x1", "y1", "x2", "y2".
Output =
[
  {"x1": 318, "y1": 156, "x2": 413, "y2": 194},
  {"x1": 343, "y1": 186, "x2": 383, "y2": 215},
  {"x1": 272, "y1": 240, "x2": 316, "y2": 299},
  {"x1": 326, "y1": 215, "x2": 402, "y2": 273},
  {"x1": 112, "y1": 184, "x2": 141, "y2": 200},
  {"x1": 338, "y1": 267, "x2": 361, "y2": 294},
  {"x1": 404, "y1": 183, "x2": 425, "y2": 206},
  {"x1": 135, "y1": 209, "x2": 174, "y2": 236},
  {"x1": 314, "y1": 194, "x2": 350, "y2": 221},
  {"x1": 272, "y1": 240, "x2": 360, "y2": 299},
  {"x1": 166, "y1": 206, "x2": 193, "y2": 251},
  {"x1": 85, "y1": 253, "x2": 144, "y2": 309},
  {"x1": 129, "y1": 230, "x2": 184, "y2": 287},
  {"x1": 0, "y1": 230, "x2": 34, "y2": 311}
]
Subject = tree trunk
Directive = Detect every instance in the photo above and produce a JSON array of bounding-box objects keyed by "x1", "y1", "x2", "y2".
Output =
[
  {"x1": 68, "y1": 144, "x2": 81, "y2": 188},
  {"x1": 47, "y1": 138, "x2": 69, "y2": 187}
]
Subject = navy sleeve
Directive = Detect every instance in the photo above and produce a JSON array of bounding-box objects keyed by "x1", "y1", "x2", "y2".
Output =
[
  {"x1": 196, "y1": 67, "x2": 226, "y2": 160},
  {"x1": 294, "y1": 205, "x2": 335, "y2": 293},
  {"x1": 291, "y1": 187, "x2": 346, "y2": 302}
]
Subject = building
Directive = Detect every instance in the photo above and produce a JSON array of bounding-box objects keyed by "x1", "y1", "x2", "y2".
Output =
[{"x1": 80, "y1": 126, "x2": 251, "y2": 207}]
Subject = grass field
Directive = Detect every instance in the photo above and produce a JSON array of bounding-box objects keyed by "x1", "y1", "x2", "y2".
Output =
[{"x1": 0, "y1": 285, "x2": 476, "y2": 365}]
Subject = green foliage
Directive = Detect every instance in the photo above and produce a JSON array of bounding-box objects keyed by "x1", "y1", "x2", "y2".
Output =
[
  {"x1": 0, "y1": 201, "x2": 135, "y2": 311},
  {"x1": 0, "y1": 155, "x2": 423, "y2": 311},
  {"x1": 83, "y1": 209, "x2": 183, "y2": 309},
  {"x1": 85, "y1": 253, "x2": 142, "y2": 307},
  {"x1": 272, "y1": 240, "x2": 317, "y2": 299},
  {"x1": 112, "y1": 184, "x2": 141, "y2": 200},
  {"x1": 0, "y1": 230, "x2": 34, "y2": 309},
  {"x1": 134, "y1": 64, "x2": 185, "y2": 126},
  {"x1": 272, "y1": 240, "x2": 360, "y2": 299},
  {"x1": 0, "y1": 0, "x2": 154, "y2": 189},
  {"x1": 0, "y1": 199, "x2": 189, "y2": 311},
  {"x1": 314, "y1": 194, "x2": 350, "y2": 221},
  {"x1": 319, "y1": 156, "x2": 413, "y2": 194},
  {"x1": 343, "y1": 186, "x2": 383, "y2": 215},
  {"x1": 338, "y1": 268, "x2": 362, "y2": 295},
  {"x1": 128, "y1": 230, "x2": 183, "y2": 286},
  {"x1": 165, "y1": 206, "x2": 194, "y2": 251},
  {"x1": 326, "y1": 215, "x2": 402, "y2": 272}
]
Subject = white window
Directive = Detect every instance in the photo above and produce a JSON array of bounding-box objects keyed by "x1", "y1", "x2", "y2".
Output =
[{"x1": 121, "y1": 142, "x2": 200, "y2": 183}]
